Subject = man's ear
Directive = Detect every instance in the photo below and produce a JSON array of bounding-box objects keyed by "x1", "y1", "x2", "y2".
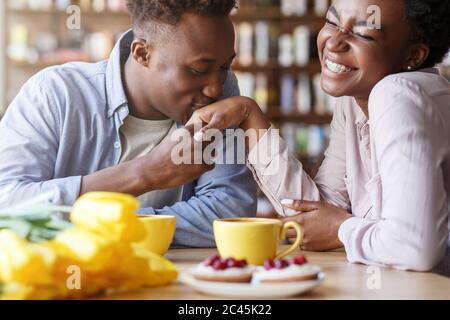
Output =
[
  {"x1": 403, "y1": 43, "x2": 430, "y2": 71},
  {"x1": 131, "y1": 39, "x2": 152, "y2": 67}
]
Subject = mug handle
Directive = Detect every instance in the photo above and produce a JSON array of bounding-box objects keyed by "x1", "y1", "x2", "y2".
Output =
[{"x1": 275, "y1": 221, "x2": 303, "y2": 259}]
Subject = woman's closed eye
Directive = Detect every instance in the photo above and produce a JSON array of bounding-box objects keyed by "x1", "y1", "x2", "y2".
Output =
[
  {"x1": 325, "y1": 18, "x2": 340, "y2": 29},
  {"x1": 354, "y1": 32, "x2": 375, "y2": 41},
  {"x1": 325, "y1": 18, "x2": 376, "y2": 41}
]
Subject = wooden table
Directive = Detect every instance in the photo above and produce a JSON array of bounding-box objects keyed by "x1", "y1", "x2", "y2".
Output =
[{"x1": 102, "y1": 247, "x2": 450, "y2": 300}]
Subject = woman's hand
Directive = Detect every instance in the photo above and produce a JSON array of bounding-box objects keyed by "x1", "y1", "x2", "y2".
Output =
[
  {"x1": 186, "y1": 96, "x2": 271, "y2": 150},
  {"x1": 187, "y1": 96, "x2": 270, "y2": 130},
  {"x1": 186, "y1": 96, "x2": 253, "y2": 130},
  {"x1": 280, "y1": 200, "x2": 352, "y2": 252}
]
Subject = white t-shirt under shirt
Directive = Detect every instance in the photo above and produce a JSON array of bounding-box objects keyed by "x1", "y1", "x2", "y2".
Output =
[{"x1": 119, "y1": 115, "x2": 183, "y2": 209}]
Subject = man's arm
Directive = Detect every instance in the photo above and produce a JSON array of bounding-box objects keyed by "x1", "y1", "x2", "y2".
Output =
[
  {"x1": 0, "y1": 72, "x2": 212, "y2": 208},
  {"x1": 80, "y1": 126, "x2": 213, "y2": 197},
  {"x1": 138, "y1": 156, "x2": 258, "y2": 247},
  {"x1": 0, "y1": 73, "x2": 83, "y2": 208}
]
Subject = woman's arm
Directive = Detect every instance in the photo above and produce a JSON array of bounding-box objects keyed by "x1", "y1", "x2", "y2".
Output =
[{"x1": 187, "y1": 96, "x2": 351, "y2": 216}]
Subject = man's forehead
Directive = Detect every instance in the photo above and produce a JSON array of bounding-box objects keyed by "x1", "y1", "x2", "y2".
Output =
[
  {"x1": 171, "y1": 15, "x2": 235, "y2": 61},
  {"x1": 188, "y1": 52, "x2": 237, "y2": 64}
]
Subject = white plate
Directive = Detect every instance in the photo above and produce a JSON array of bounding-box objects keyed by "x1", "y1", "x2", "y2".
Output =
[{"x1": 179, "y1": 271, "x2": 325, "y2": 298}]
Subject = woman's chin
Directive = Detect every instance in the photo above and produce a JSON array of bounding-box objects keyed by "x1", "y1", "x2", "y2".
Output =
[{"x1": 320, "y1": 80, "x2": 349, "y2": 98}]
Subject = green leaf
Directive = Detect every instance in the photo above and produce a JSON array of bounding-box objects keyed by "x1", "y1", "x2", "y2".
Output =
[
  {"x1": 0, "y1": 219, "x2": 33, "y2": 239},
  {"x1": 0, "y1": 206, "x2": 73, "y2": 242}
]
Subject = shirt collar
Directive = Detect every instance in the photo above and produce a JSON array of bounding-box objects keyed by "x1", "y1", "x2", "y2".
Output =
[
  {"x1": 105, "y1": 29, "x2": 134, "y2": 118},
  {"x1": 352, "y1": 68, "x2": 441, "y2": 126},
  {"x1": 351, "y1": 97, "x2": 369, "y2": 126},
  {"x1": 419, "y1": 67, "x2": 439, "y2": 75}
]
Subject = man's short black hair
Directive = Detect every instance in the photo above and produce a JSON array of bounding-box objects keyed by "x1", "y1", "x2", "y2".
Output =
[
  {"x1": 404, "y1": 0, "x2": 450, "y2": 68},
  {"x1": 127, "y1": 0, "x2": 237, "y2": 39}
]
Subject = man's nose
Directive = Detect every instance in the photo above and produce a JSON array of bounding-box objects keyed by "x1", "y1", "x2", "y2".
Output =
[{"x1": 202, "y1": 72, "x2": 225, "y2": 100}]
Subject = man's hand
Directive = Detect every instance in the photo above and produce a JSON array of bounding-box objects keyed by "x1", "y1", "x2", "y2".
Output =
[
  {"x1": 81, "y1": 125, "x2": 214, "y2": 196},
  {"x1": 141, "y1": 125, "x2": 215, "y2": 191},
  {"x1": 280, "y1": 200, "x2": 352, "y2": 252}
]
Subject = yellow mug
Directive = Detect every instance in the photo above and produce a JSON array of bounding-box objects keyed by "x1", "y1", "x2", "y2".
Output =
[
  {"x1": 135, "y1": 215, "x2": 177, "y2": 255},
  {"x1": 213, "y1": 218, "x2": 303, "y2": 266}
]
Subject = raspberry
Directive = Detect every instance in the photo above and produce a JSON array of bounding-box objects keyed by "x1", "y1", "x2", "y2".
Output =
[
  {"x1": 264, "y1": 259, "x2": 275, "y2": 270},
  {"x1": 212, "y1": 260, "x2": 228, "y2": 270},
  {"x1": 204, "y1": 254, "x2": 221, "y2": 266},
  {"x1": 236, "y1": 259, "x2": 248, "y2": 268},
  {"x1": 225, "y1": 257, "x2": 236, "y2": 267},
  {"x1": 293, "y1": 255, "x2": 307, "y2": 265},
  {"x1": 224, "y1": 257, "x2": 248, "y2": 268},
  {"x1": 274, "y1": 259, "x2": 289, "y2": 269}
]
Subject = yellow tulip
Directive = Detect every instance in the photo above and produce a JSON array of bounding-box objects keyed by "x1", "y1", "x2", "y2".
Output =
[
  {"x1": 0, "y1": 230, "x2": 54, "y2": 285},
  {"x1": 71, "y1": 192, "x2": 145, "y2": 242},
  {"x1": 0, "y1": 193, "x2": 179, "y2": 300},
  {"x1": 132, "y1": 245, "x2": 178, "y2": 287},
  {"x1": 53, "y1": 227, "x2": 116, "y2": 273},
  {"x1": 0, "y1": 282, "x2": 62, "y2": 300}
]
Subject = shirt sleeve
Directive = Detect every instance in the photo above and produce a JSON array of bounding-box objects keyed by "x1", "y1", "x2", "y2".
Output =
[
  {"x1": 338, "y1": 76, "x2": 449, "y2": 271},
  {"x1": 222, "y1": 70, "x2": 240, "y2": 98},
  {"x1": 0, "y1": 73, "x2": 82, "y2": 208},
  {"x1": 246, "y1": 98, "x2": 350, "y2": 216}
]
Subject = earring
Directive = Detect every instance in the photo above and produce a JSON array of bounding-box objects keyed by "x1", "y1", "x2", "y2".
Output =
[{"x1": 407, "y1": 66, "x2": 413, "y2": 71}]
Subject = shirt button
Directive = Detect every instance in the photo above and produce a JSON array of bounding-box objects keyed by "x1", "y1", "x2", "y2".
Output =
[{"x1": 114, "y1": 141, "x2": 121, "y2": 149}]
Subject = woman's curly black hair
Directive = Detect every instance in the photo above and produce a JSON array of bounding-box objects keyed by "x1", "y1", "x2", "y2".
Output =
[
  {"x1": 127, "y1": 0, "x2": 237, "y2": 27},
  {"x1": 404, "y1": 0, "x2": 450, "y2": 68}
]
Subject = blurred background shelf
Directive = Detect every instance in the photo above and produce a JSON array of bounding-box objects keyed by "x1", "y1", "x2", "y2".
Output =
[
  {"x1": 268, "y1": 112, "x2": 332, "y2": 124},
  {"x1": 0, "y1": 0, "x2": 334, "y2": 217},
  {"x1": 1, "y1": 0, "x2": 448, "y2": 217},
  {"x1": 232, "y1": 59, "x2": 322, "y2": 73},
  {"x1": 8, "y1": 8, "x2": 129, "y2": 16}
]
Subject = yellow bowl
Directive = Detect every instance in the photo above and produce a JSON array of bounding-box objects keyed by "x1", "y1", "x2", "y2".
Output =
[{"x1": 135, "y1": 215, "x2": 176, "y2": 255}]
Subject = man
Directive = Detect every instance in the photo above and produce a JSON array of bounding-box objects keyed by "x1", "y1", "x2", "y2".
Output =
[{"x1": 0, "y1": 0, "x2": 257, "y2": 247}]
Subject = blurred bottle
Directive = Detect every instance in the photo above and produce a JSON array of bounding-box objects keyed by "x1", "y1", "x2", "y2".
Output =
[
  {"x1": 296, "y1": 74, "x2": 312, "y2": 115},
  {"x1": 237, "y1": 22, "x2": 253, "y2": 67},
  {"x1": 278, "y1": 34, "x2": 293, "y2": 67},
  {"x1": 254, "y1": 73, "x2": 269, "y2": 113},
  {"x1": 294, "y1": 26, "x2": 310, "y2": 67},
  {"x1": 254, "y1": 21, "x2": 270, "y2": 66},
  {"x1": 280, "y1": 74, "x2": 295, "y2": 114}
]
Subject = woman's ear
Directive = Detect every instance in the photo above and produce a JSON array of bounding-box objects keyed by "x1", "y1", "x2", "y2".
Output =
[
  {"x1": 131, "y1": 39, "x2": 152, "y2": 67},
  {"x1": 404, "y1": 43, "x2": 430, "y2": 71}
]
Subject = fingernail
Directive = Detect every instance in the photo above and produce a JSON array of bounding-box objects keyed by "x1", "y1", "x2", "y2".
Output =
[
  {"x1": 281, "y1": 199, "x2": 294, "y2": 205},
  {"x1": 194, "y1": 131, "x2": 204, "y2": 142},
  {"x1": 285, "y1": 208, "x2": 298, "y2": 216}
]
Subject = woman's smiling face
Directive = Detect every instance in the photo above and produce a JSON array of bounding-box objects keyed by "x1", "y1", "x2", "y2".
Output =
[{"x1": 317, "y1": 0, "x2": 415, "y2": 99}]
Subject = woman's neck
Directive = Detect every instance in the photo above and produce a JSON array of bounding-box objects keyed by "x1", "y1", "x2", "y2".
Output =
[{"x1": 355, "y1": 97, "x2": 369, "y2": 118}]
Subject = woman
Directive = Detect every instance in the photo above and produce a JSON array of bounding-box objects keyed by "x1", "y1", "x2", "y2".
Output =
[{"x1": 187, "y1": 0, "x2": 450, "y2": 275}]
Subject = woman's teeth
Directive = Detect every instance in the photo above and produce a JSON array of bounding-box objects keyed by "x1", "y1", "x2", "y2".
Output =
[{"x1": 324, "y1": 58, "x2": 353, "y2": 73}]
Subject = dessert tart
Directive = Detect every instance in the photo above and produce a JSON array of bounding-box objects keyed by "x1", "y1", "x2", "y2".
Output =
[
  {"x1": 252, "y1": 255, "x2": 321, "y2": 284},
  {"x1": 190, "y1": 255, "x2": 254, "y2": 283}
]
